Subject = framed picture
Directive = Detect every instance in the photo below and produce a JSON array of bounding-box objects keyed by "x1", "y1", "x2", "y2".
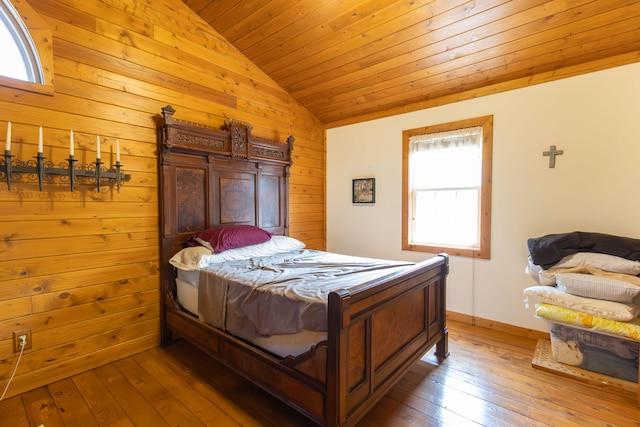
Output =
[{"x1": 352, "y1": 178, "x2": 375, "y2": 204}]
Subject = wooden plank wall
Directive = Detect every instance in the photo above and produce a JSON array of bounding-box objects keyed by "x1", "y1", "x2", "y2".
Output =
[{"x1": 0, "y1": 0, "x2": 325, "y2": 399}]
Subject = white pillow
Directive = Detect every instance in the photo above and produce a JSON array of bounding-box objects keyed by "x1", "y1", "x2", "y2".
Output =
[
  {"x1": 539, "y1": 265, "x2": 640, "y2": 287},
  {"x1": 169, "y1": 235, "x2": 305, "y2": 271},
  {"x1": 525, "y1": 256, "x2": 545, "y2": 284},
  {"x1": 169, "y1": 246, "x2": 212, "y2": 271},
  {"x1": 197, "y1": 235, "x2": 305, "y2": 268},
  {"x1": 556, "y1": 272, "x2": 640, "y2": 303},
  {"x1": 553, "y1": 252, "x2": 640, "y2": 275},
  {"x1": 523, "y1": 285, "x2": 640, "y2": 321}
]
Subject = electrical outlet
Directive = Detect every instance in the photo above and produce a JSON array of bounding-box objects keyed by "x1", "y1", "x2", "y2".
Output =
[{"x1": 13, "y1": 329, "x2": 32, "y2": 352}]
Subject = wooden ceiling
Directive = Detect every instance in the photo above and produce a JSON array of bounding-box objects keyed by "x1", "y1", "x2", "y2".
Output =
[{"x1": 183, "y1": 0, "x2": 640, "y2": 126}]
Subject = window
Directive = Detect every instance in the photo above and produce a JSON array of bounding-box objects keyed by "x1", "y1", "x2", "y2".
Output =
[
  {"x1": 0, "y1": 0, "x2": 42, "y2": 82},
  {"x1": 402, "y1": 116, "x2": 493, "y2": 259},
  {"x1": 0, "y1": 0, "x2": 53, "y2": 94}
]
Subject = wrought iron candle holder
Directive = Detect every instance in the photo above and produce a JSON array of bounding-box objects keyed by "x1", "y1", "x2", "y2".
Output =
[{"x1": 1, "y1": 150, "x2": 131, "y2": 193}]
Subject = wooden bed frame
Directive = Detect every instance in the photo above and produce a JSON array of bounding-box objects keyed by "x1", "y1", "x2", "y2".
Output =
[{"x1": 158, "y1": 105, "x2": 450, "y2": 426}]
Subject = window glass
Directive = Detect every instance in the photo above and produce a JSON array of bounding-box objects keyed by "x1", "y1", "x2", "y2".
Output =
[{"x1": 409, "y1": 126, "x2": 482, "y2": 248}]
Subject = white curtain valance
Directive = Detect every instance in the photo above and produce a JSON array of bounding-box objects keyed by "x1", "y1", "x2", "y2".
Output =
[
  {"x1": 409, "y1": 126, "x2": 482, "y2": 189},
  {"x1": 409, "y1": 126, "x2": 482, "y2": 152}
]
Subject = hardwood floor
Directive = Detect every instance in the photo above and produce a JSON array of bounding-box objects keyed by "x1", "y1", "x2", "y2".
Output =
[{"x1": 2, "y1": 319, "x2": 640, "y2": 427}]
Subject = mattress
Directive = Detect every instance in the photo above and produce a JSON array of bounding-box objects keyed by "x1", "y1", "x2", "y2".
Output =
[{"x1": 175, "y1": 277, "x2": 199, "y2": 316}]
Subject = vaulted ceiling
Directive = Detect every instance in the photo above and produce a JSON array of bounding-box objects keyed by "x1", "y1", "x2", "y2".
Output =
[{"x1": 183, "y1": 0, "x2": 640, "y2": 126}]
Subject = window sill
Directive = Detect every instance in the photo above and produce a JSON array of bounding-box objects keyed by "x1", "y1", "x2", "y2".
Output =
[
  {"x1": 0, "y1": 75, "x2": 54, "y2": 96},
  {"x1": 403, "y1": 242, "x2": 489, "y2": 259}
]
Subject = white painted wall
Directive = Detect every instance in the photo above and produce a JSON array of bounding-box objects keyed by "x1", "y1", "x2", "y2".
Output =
[{"x1": 326, "y1": 62, "x2": 640, "y2": 332}]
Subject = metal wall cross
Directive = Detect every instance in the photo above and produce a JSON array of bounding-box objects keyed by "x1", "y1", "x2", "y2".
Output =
[{"x1": 543, "y1": 145, "x2": 564, "y2": 168}]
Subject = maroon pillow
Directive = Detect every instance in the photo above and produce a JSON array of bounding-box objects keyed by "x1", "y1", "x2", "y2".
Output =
[{"x1": 190, "y1": 225, "x2": 272, "y2": 253}]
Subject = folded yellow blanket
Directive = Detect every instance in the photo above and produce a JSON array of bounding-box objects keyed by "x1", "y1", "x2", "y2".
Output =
[{"x1": 536, "y1": 302, "x2": 640, "y2": 341}]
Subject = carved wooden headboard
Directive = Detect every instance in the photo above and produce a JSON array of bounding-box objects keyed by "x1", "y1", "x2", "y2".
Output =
[{"x1": 158, "y1": 105, "x2": 294, "y2": 310}]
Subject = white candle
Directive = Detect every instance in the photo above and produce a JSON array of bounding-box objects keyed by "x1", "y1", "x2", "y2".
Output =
[
  {"x1": 5, "y1": 121, "x2": 10, "y2": 151},
  {"x1": 38, "y1": 126, "x2": 43, "y2": 153},
  {"x1": 70, "y1": 129, "x2": 74, "y2": 156},
  {"x1": 116, "y1": 139, "x2": 120, "y2": 162},
  {"x1": 96, "y1": 134, "x2": 101, "y2": 159}
]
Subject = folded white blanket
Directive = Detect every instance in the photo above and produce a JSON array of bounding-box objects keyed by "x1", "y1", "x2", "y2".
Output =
[{"x1": 524, "y1": 285, "x2": 640, "y2": 321}]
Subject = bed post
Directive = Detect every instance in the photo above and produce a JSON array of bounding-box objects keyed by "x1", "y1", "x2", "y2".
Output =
[
  {"x1": 284, "y1": 135, "x2": 294, "y2": 236},
  {"x1": 326, "y1": 289, "x2": 347, "y2": 427},
  {"x1": 435, "y1": 253, "x2": 449, "y2": 358},
  {"x1": 159, "y1": 105, "x2": 176, "y2": 347}
]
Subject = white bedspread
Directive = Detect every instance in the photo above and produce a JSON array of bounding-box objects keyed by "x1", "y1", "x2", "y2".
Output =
[{"x1": 198, "y1": 249, "x2": 413, "y2": 336}]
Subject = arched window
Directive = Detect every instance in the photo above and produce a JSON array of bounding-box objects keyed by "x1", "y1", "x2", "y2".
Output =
[
  {"x1": 0, "y1": 0, "x2": 43, "y2": 83},
  {"x1": 0, "y1": 0, "x2": 53, "y2": 95}
]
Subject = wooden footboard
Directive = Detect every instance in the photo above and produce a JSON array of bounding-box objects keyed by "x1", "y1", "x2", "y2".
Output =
[{"x1": 327, "y1": 253, "x2": 448, "y2": 426}]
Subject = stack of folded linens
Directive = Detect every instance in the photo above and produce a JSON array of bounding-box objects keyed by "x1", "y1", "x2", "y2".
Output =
[{"x1": 523, "y1": 231, "x2": 640, "y2": 381}]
